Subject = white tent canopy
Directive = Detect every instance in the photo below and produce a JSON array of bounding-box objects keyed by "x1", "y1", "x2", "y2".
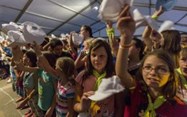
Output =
[{"x1": 0, "y1": 0, "x2": 186, "y2": 37}]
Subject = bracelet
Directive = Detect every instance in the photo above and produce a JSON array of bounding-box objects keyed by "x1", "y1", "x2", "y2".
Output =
[
  {"x1": 106, "y1": 28, "x2": 115, "y2": 37},
  {"x1": 151, "y1": 15, "x2": 158, "y2": 20},
  {"x1": 119, "y1": 42, "x2": 132, "y2": 49}
]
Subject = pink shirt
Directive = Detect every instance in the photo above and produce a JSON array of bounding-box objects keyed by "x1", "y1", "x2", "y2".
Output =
[{"x1": 75, "y1": 71, "x2": 115, "y2": 117}]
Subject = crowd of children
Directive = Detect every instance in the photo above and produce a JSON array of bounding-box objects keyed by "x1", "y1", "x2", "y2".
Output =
[{"x1": 0, "y1": 4, "x2": 187, "y2": 117}]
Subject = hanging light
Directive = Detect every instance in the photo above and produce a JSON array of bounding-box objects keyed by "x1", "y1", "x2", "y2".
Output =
[{"x1": 93, "y1": 6, "x2": 99, "y2": 11}]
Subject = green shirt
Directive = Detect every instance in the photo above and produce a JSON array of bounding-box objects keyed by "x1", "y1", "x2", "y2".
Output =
[{"x1": 37, "y1": 69, "x2": 57, "y2": 111}]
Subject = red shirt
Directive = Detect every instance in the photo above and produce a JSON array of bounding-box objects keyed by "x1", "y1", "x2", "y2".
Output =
[{"x1": 124, "y1": 83, "x2": 187, "y2": 117}]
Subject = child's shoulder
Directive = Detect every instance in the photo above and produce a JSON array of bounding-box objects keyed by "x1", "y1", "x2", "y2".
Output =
[{"x1": 75, "y1": 70, "x2": 87, "y2": 83}]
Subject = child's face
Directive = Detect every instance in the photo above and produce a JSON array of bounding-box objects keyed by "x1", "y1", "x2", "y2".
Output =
[
  {"x1": 90, "y1": 46, "x2": 108, "y2": 73},
  {"x1": 181, "y1": 36, "x2": 187, "y2": 47},
  {"x1": 179, "y1": 53, "x2": 187, "y2": 77},
  {"x1": 142, "y1": 55, "x2": 170, "y2": 89},
  {"x1": 53, "y1": 45, "x2": 63, "y2": 56},
  {"x1": 80, "y1": 27, "x2": 87, "y2": 39}
]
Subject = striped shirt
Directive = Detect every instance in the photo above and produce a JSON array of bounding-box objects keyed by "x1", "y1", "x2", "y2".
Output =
[{"x1": 56, "y1": 81, "x2": 75, "y2": 117}]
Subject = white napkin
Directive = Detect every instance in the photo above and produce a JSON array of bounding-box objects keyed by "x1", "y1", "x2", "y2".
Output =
[
  {"x1": 2, "y1": 22, "x2": 20, "y2": 33},
  {"x1": 22, "y1": 21, "x2": 46, "y2": 45},
  {"x1": 7, "y1": 30, "x2": 27, "y2": 47},
  {"x1": 72, "y1": 33, "x2": 84, "y2": 46},
  {"x1": 98, "y1": 0, "x2": 134, "y2": 21}
]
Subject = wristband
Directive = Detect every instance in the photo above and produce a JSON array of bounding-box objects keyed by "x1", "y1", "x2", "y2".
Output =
[
  {"x1": 106, "y1": 28, "x2": 115, "y2": 37},
  {"x1": 119, "y1": 42, "x2": 132, "y2": 49},
  {"x1": 151, "y1": 15, "x2": 158, "y2": 20}
]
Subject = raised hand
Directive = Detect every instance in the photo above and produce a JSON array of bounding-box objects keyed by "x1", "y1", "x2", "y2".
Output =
[
  {"x1": 106, "y1": 20, "x2": 113, "y2": 29},
  {"x1": 152, "y1": 6, "x2": 164, "y2": 18},
  {"x1": 117, "y1": 5, "x2": 135, "y2": 40},
  {"x1": 32, "y1": 41, "x2": 42, "y2": 56},
  {"x1": 12, "y1": 45, "x2": 23, "y2": 63},
  {"x1": 80, "y1": 91, "x2": 95, "y2": 111},
  {"x1": 150, "y1": 29, "x2": 162, "y2": 43}
]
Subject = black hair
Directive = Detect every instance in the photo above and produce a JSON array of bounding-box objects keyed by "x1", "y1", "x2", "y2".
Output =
[
  {"x1": 81, "y1": 25, "x2": 93, "y2": 37},
  {"x1": 50, "y1": 38, "x2": 63, "y2": 50},
  {"x1": 133, "y1": 37, "x2": 145, "y2": 59},
  {"x1": 25, "y1": 51, "x2": 37, "y2": 67}
]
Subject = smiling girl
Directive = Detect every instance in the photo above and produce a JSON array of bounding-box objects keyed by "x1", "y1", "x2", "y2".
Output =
[{"x1": 74, "y1": 39, "x2": 115, "y2": 117}]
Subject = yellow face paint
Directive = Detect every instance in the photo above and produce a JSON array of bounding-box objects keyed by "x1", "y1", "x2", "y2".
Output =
[{"x1": 159, "y1": 73, "x2": 170, "y2": 87}]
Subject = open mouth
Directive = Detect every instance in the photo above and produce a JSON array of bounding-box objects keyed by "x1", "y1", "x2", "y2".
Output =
[
  {"x1": 147, "y1": 78, "x2": 160, "y2": 83},
  {"x1": 183, "y1": 68, "x2": 187, "y2": 73},
  {"x1": 95, "y1": 63, "x2": 101, "y2": 66}
]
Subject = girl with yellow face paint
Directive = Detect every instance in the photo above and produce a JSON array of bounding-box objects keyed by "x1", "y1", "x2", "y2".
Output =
[
  {"x1": 116, "y1": 5, "x2": 187, "y2": 117},
  {"x1": 142, "y1": 55, "x2": 171, "y2": 89},
  {"x1": 158, "y1": 73, "x2": 170, "y2": 87}
]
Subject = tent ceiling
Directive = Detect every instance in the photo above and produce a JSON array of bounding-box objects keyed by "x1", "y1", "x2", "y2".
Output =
[{"x1": 0, "y1": 0, "x2": 186, "y2": 37}]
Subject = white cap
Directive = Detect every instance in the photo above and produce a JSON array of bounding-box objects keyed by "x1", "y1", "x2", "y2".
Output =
[
  {"x1": 22, "y1": 21, "x2": 46, "y2": 45},
  {"x1": 1, "y1": 22, "x2": 20, "y2": 33},
  {"x1": 72, "y1": 33, "x2": 83, "y2": 46},
  {"x1": 88, "y1": 75, "x2": 125, "y2": 101},
  {"x1": 7, "y1": 30, "x2": 27, "y2": 47},
  {"x1": 158, "y1": 20, "x2": 174, "y2": 33},
  {"x1": 98, "y1": 0, "x2": 134, "y2": 21}
]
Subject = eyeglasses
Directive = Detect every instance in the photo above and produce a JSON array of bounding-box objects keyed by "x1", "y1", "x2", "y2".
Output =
[{"x1": 142, "y1": 65, "x2": 169, "y2": 75}]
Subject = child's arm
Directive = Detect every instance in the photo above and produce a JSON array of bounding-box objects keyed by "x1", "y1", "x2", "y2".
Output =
[
  {"x1": 16, "y1": 89, "x2": 36, "y2": 109},
  {"x1": 142, "y1": 26, "x2": 153, "y2": 53},
  {"x1": 32, "y1": 41, "x2": 59, "y2": 78},
  {"x1": 66, "y1": 98, "x2": 75, "y2": 117},
  {"x1": 68, "y1": 33, "x2": 78, "y2": 57},
  {"x1": 73, "y1": 82, "x2": 84, "y2": 112},
  {"x1": 116, "y1": 5, "x2": 136, "y2": 89},
  {"x1": 15, "y1": 61, "x2": 38, "y2": 73},
  {"x1": 74, "y1": 51, "x2": 87, "y2": 69},
  {"x1": 15, "y1": 70, "x2": 24, "y2": 82},
  {"x1": 142, "y1": 6, "x2": 164, "y2": 53},
  {"x1": 11, "y1": 46, "x2": 23, "y2": 63},
  {"x1": 106, "y1": 21, "x2": 119, "y2": 57},
  {"x1": 73, "y1": 82, "x2": 93, "y2": 113}
]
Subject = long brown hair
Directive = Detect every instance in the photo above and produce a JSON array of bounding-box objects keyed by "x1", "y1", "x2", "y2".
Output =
[
  {"x1": 137, "y1": 50, "x2": 177, "y2": 99},
  {"x1": 83, "y1": 39, "x2": 114, "y2": 80},
  {"x1": 161, "y1": 30, "x2": 181, "y2": 55}
]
